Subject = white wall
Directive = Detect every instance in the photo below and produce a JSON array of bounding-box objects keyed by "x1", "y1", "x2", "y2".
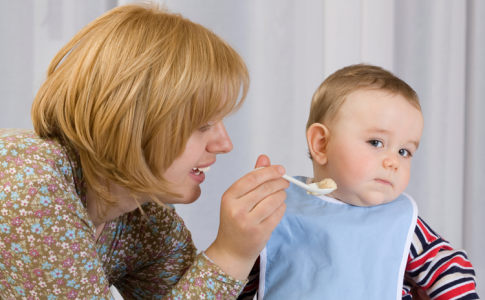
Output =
[{"x1": 1, "y1": 0, "x2": 483, "y2": 296}]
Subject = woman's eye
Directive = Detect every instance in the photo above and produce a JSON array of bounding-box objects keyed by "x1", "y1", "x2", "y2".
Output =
[
  {"x1": 198, "y1": 124, "x2": 212, "y2": 132},
  {"x1": 368, "y1": 140, "x2": 383, "y2": 148},
  {"x1": 399, "y1": 149, "x2": 412, "y2": 157}
]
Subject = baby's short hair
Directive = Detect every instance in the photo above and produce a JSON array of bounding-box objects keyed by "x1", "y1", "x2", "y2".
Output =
[{"x1": 306, "y1": 64, "x2": 420, "y2": 130}]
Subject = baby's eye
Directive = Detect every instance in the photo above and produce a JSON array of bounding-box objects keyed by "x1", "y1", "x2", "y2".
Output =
[
  {"x1": 399, "y1": 149, "x2": 412, "y2": 157},
  {"x1": 368, "y1": 140, "x2": 383, "y2": 148}
]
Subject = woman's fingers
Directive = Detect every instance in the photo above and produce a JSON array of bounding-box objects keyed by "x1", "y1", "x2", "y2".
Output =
[
  {"x1": 249, "y1": 188, "x2": 287, "y2": 222},
  {"x1": 223, "y1": 164, "x2": 286, "y2": 200},
  {"x1": 245, "y1": 179, "x2": 288, "y2": 210},
  {"x1": 260, "y1": 200, "x2": 287, "y2": 231},
  {"x1": 254, "y1": 154, "x2": 271, "y2": 168}
]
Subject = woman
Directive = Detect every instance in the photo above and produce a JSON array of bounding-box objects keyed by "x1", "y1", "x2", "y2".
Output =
[{"x1": 0, "y1": 3, "x2": 288, "y2": 299}]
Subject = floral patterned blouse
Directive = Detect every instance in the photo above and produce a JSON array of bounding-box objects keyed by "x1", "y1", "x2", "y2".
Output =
[{"x1": 0, "y1": 129, "x2": 247, "y2": 300}]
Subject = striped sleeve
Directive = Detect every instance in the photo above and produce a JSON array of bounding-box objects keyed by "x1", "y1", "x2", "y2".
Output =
[
  {"x1": 237, "y1": 256, "x2": 259, "y2": 300},
  {"x1": 402, "y1": 278, "x2": 413, "y2": 299},
  {"x1": 405, "y1": 216, "x2": 479, "y2": 299}
]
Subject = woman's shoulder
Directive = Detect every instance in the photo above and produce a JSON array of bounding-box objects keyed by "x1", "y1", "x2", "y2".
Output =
[
  {"x1": 1, "y1": 128, "x2": 79, "y2": 181},
  {"x1": 1, "y1": 128, "x2": 50, "y2": 143},
  {"x1": 1, "y1": 129, "x2": 66, "y2": 162},
  {"x1": 0, "y1": 128, "x2": 85, "y2": 208},
  {"x1": 1, "y1": 129, "x2": 61, "y2": 180}
]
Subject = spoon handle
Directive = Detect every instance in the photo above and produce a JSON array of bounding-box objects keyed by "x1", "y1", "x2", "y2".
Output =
[
  {"x1": 282, "y1": 174, "x2": 310, "y2": 191},
  {"x1": 254, "y1": 167, "x2": 320, "y2": 194}
]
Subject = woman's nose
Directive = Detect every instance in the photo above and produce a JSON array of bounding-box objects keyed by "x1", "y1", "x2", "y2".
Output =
[{"x1": 207, "y1": 121, "x2": 233, "y2": 154}]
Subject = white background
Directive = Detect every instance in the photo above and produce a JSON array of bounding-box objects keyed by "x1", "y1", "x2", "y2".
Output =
[{"x1": 1, "y1": 0, "x2": 483, "y2": 297}]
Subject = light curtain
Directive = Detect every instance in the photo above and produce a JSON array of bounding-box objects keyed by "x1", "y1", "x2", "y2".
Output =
[{"x1": 1, "y1": 0, "x2": 483, "y2": 295}]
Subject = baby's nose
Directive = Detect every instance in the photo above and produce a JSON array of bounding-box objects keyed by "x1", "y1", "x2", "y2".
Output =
[{"x1": 383, "y1": 154, "x2": 400, "y2": 170}]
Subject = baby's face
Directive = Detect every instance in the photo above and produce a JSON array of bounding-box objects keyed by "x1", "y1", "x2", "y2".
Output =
[{"x1": 318, "y1": 89, "x2": 423, "y2": 206}]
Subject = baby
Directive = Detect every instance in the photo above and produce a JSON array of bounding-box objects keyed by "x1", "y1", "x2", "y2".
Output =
[{"x1": 252, "y1": 64, "x2": 478, "y2": 300}]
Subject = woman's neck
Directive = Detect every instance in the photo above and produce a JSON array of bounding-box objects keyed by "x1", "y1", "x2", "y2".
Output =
[{"x1": 85, "y1": 182, "x2": 142, "y2": 229}]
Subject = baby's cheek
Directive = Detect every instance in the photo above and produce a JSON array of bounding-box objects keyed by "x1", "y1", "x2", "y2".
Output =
[
  {"x1": 395, "y1": 166, "x2": 411, "y2": 194},
  {"x1": 328, "y1": 141, "x2": 372, "y2": 186},
  {"x1": 332, "y1": 156, "x2": 370, "y2": 192},
  {"x1": 345, "y1": 152, "x2": 374, "y2": 180}
]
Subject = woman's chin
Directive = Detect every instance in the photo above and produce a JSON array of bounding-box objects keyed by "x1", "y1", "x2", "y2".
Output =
[
  {"x1": 172, "y1": 187, "x2": 202, "y2": 205},
  {"x1": 150, "y1": 186, "x2": 202, "y2": 205},
  {"x1": 183, "y1": 191, "x2": 201, "y2": 204}
]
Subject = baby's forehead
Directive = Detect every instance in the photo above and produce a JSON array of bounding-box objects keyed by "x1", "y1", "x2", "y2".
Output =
[
  {"x1": 339, "y1": 88, "x2": 422, "y2": 132},
  {"x1": 331, "y1": 89, "x2": 423, "y2": 126},
  {"x1": 337, "y1": 88, "x2": 418, "y2": 115},
  {"x1": 347, "y1": 87, "x2": 399, "y2": 102}
]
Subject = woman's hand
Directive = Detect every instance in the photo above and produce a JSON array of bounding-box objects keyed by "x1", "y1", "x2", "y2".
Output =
[
  {"x1": 205, "y1": 155, "x2": 289, "y2": 280},
  {"x1": 405, "y1": 274, "x2": 431, "y2": 300},
  {"x1": 412, "y1": 288, "x2": 431, "y2": 300}
]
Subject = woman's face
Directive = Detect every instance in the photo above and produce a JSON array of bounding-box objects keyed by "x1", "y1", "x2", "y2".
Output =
[{"x1": 157, "y1": 120, "x2": 233, "y2": 204}]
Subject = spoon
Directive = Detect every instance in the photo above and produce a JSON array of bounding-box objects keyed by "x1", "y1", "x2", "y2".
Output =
[
  {"x1": 281, "y1": 174, "x2": 336, "y2": 195},
  {"x1": 254, "y1": 167, "x2": 336, "y2": 195}
]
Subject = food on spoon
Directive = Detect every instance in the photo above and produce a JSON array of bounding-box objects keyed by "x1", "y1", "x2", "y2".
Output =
[
  {"x1": 317, "y1": 178, "x2": 336, "y2": 189},
  {"x1": 307, "y1": 178, "x2": 337, "y2": 195}
]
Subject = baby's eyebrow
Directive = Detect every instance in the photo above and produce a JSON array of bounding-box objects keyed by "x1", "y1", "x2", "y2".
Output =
[
  {"x1": 366, "y1": 128, "x2": 390, "y2": 134},
  {"x1": 365, "y1": 128, "x2": 420, "y2": 149}
]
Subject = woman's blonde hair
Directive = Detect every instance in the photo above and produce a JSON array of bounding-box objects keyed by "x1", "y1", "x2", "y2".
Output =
[
  {"x1": 32, "y1": 2, "x2": 249, "y2": 215},
  {"x1": 306, "y1": 64, "x2": 420, "y2": 130}
]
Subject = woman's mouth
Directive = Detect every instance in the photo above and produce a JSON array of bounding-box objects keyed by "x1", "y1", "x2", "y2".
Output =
[
  {"x1": 189, "y1": 166, "x2": 210, "y2": 183},
  {"x1": 191, "y1": 166, "x2": 210, "y2": 175}
]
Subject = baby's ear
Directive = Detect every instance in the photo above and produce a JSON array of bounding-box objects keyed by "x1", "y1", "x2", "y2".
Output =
[{"x1": 306, "y1": 123, "x2": 329, "y2": 165}]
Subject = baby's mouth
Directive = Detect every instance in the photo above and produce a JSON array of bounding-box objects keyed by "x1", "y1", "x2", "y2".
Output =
[
  {"x1": 375, "y1": 178, "x2": 391, "y2": 186},
  {"x1": 191, "y1": 166, "x2": 210, "y2": 176}
]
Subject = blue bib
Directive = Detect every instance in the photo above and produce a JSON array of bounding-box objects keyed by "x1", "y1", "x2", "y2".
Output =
[{"x1": 260, "y1": 177, "x2": 417, "y2": 300}]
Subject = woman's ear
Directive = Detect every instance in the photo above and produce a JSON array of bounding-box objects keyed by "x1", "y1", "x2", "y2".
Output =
[{"x1": 306, "y1": 123, "x2": 330, "y2": 165}]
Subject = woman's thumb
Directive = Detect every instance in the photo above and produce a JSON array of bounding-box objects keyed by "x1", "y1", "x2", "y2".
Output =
[{"x1": 254, "y1": 155, "x2": 271, "y2": 169}]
